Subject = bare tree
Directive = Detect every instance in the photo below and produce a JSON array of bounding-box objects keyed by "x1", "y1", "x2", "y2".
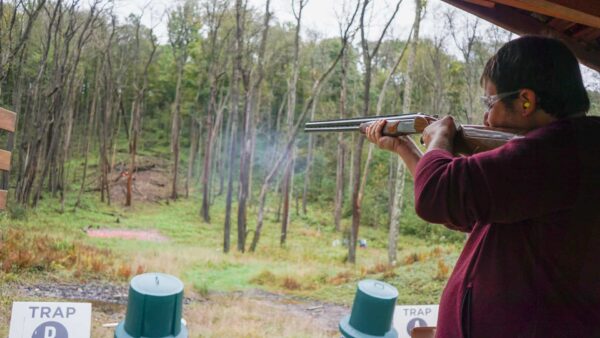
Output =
[
  {"x1": 168, "y1": 0, "x2": 198, "y2": 200},
  {"x1": 75, "y1": 53, "x2": 104, "y2": 209},
  {"x1": 184, "y1": 115, "x2": 199, "y2": 198},
  {"x1": 388, "y1": 0, "x2": 424, "y2": 265},
  {"x1": 15, "y1": 1, "x2": 101, "y2": 207},
  {"x1": 301, "y1": 67, "x2": 320, "y2": 214},
  {"x1": 200, "y1": 0, "x2": 230, "y2": 222},
  {"x1": 57, "y1": 0, "x2": 103, "y2": 211},
  {"x1": 236, "y1": 0, "x2": 272, "y2": 252},
  {"x1": 358, "y1": 25, "x2": 414, "y2": 216},
  {"x1": 14, "y1": 0, "x2": 63, "y2": 205},
  {"x1": 426, "y1": 31, "x2": 448, "y2": 115},
  {"x1": 333, "y1": 46, "x2": 348, "y2": 232},
  {"x1": 445, "y1": 9, "x2": 481, "y2": 123},
  {"x1": 0, "y1": 0, "x2": 47, "y2": 85},
  {"x1": 348, "y1": 0, "x2": 402, "y2": 264},
  {"x1": 127, "y1": 17, "x2": 157, "y2": 206},
  {"x1": 98, "y1": 16, "x2": 118, "y2": 206},
  {"x1": 224, "y1": 0, "x2": 245, "y2": 253},
  {"x1": 250, "y1": 0, "x2": 360, "y2": 252},
  {"x1": 280, "y1": 0, "x2": 309, "y2": 247}
]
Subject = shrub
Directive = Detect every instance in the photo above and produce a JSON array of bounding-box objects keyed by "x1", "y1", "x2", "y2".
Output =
[
  {"x1": 367, "y1": 262, "x2": 390, "y2": 274},
  {"x1": 0, "y1": 228, "x2": 114, "y2": 278},
  {"x1": 435, "y1": 259, "x2": 450, "y2": 281},
  {"x1": 194, "y1": 282, "x2": 209, "y2": 297},
  {"x1": 281, "y1": 276, "x2": 301, "y2": 290},
  {"x1": 328, "y1": 270, "x2": 353, "y2": 285},
  {"x1": 404, "y1": 252, "x2": 420, "y2": 265},
  {"x1": 116, "y1": 263, "x2": 132, "y2": 280},
  {"x1": 7, "y1": 204, "x2": 27, "y2": 220},
  {"x1": 250, "y1": 270, "x2": 277, "y2": 286}
]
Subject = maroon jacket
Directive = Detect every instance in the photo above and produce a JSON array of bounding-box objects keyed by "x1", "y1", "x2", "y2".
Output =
[{"x1": 414, "y1": 117, "x2": 600, "y2": 338}]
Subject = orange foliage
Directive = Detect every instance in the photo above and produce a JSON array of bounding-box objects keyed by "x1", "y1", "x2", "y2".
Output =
[
  {"x1": 281, "y1": 277, "x2": 301, "y2": 290},
  {"x1": 435, "y1": 260, "x2": 450, "y2": 281},
  {"x1": 0, "y1": 228, "x2": 115, "y2": 278},
  {"x1": 328, "y1": 271, "x2": 353, "y2": 285}
]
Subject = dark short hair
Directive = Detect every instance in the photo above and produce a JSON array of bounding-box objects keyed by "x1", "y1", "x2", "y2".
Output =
[{"x1": 481, "y1": 35, "x2": 590, "y2": 118}]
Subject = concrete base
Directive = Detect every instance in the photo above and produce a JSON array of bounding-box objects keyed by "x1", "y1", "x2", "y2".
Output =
[{"x1": 114, "y1": 321, "x2": 188, "y2": 338}]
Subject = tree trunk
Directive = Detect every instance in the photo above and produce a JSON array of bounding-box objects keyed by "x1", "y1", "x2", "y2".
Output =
[
  {"x1": 334, "y1": 136, "x2": 345, "y2": 231},
  {"x1": 170, "y1": 60, "x2": 184, "y2": 200},
  {"x1": 100, "y1": 19, "x2": 118, "y2": 206},
  {"x1": 185, "y1": 116, "x2": 199, "y2": 198},
  {"x1": 387, "y1": 155, "x2": 396, "y2": 220},
  {"x1": 127, "y1": 27, "x2": 156, "y2": 206},
  {"x1": 334, "y1": 46, "x2": 349, "y2": 232},
  {"x1": 199, "y1": 0, "x2": 228, "y2": 221},
  {"x1": 385, "y1": 0, "x2": 424, "y2": 263},
  {"x1": 247, "y1": 91, "x2": 261, "y2": 202},
  {"x1": 217, "y1": 104, "x2": 228, "y2": 197},
  {"x1": 201, "y1": 81, "x2": 218, "y2": 221},
  {"x1": 349, "y1": 0, "x2": 402, "y2": 263},
  {"x1": 14, "y1": 1, "x2": 61, "y2": 206},
  {"x1": 76, "y1": 57, "x2": 102, "y2": 209},
  {"x1": 280, "y1": 0, "x2": 306, "y2": 247},
  {"x1": 301, "y1": 90, "x2": 319, "y2": 214},
  {"x1": 402, "y1": 0, "x2": 423, "y2": 115},
  {"x1": 348, "y1": 136, "x2": 364, "y2": 263},
  {"x1": 224, "y1": 0, "x2": 244, "y2": 253},
  {"x1": 249, "y1": 2, "x2": 358, "y2": 252},
  {"x1": 388, "y1": 161, "x2": 406, "y2": 265},
  {"x1": 237, "y1": 0, "x2": 271, "y2": 252},
  {"x1": 359, "y1": 26, "x2": 414, "y2": 202}
]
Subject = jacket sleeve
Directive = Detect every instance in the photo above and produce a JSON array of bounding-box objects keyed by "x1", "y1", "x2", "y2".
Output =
[{"x1": 414, "y1": 130, "x2": 580, "y2": 228}]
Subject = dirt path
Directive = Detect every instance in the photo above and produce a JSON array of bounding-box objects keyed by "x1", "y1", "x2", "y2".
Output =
[{"x1": 5, "y1": 281, "x2": 349, "y2": 337}]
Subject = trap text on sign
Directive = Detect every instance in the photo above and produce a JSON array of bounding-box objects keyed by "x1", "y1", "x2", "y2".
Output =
[
  {"x1": 8, "y1": 302, "x2": 91, "y2": 338},
  {"x1": 393, "y1": 305, "x2": 439, "y2": 338}
]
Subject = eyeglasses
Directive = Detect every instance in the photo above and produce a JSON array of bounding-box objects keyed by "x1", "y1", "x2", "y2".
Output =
[{"x1": 480, "y1": 90, "x2": 520, "y2": 112}]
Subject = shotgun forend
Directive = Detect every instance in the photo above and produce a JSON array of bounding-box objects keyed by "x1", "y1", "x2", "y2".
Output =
[{"x1": 304, "y1": 113, "x2": 525, "y2": 155}]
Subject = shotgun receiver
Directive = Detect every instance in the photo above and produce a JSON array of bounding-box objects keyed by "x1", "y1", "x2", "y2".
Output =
[{"x1": 304, "y1": 113, "x2": 525, "y2": 155}]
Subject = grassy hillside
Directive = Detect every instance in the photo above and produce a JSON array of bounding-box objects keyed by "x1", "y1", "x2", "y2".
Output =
[{"x1": 0, "y1": 180, "x2": 464, "y2": 336}]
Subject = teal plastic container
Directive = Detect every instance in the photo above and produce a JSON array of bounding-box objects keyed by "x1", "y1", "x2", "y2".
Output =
[
  {"x1": 339, "y1": 279, "x2": 399, "y2": 338},
  {"x1": 115, "y1": 273, "x2": 188, "y2": 338}
]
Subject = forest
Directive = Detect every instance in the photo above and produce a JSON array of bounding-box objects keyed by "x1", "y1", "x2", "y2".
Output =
[{"x1": 1, "y1": 0, "x2": 600, "y2": 336}]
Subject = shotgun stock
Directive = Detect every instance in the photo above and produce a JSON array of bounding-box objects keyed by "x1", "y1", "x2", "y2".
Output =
[{"x1": 304, "y1": 113, "x2": 524, "y2": 155}]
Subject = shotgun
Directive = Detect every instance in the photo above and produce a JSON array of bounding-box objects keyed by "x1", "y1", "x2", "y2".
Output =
[{"x1": 304, "y1": 113, "x2": 524, "y2": 155}]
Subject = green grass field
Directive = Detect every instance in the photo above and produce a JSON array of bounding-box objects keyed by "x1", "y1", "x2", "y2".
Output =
[{"x1": 0, "y1": 187, "x2": 463, "y2": 336}]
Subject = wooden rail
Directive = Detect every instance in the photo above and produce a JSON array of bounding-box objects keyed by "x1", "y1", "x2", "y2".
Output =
[
  {"x1": 0, "y1": 107, "x2": 17, "y2": 133},
  {"x1": 0, "y1": 107, "x2": 17, "y2": 209}
]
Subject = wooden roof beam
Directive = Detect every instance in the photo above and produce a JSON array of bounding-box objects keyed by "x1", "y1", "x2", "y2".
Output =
[
  {"x1": 490, "y1": 0, "x2": 600, "y2": 29},
  {"x1": 463, "y1": 0, "x2": 495, "y2": 8},
  {"x1": 442, "y1": 0, "x2": 600, "y2": 73}
]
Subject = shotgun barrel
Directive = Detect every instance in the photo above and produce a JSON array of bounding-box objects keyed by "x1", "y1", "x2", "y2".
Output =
[
  {"x1": 304, "y1": 113, "x2": 432, "y2": 136},
  {"x1": 304, "y1": 113, "x2": 525, "y2": 154},
  {"x1": 304, "y1": 113, "x2": 425, "y2": 128}
]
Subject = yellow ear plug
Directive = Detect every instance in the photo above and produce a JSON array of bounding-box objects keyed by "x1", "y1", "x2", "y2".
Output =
[{"x1": 523, "y1": 102, "x2": 531, "y2": 109}]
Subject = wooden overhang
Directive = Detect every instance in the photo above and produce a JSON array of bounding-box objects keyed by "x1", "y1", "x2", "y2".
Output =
[{"x1": 441, "y1": 0, "x2": 600, "y2": 73}]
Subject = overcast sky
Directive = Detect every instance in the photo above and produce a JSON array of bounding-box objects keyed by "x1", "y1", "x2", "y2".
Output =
[
  {"x1": 113, "y1": 0, "x2": 599, "y2": 89},
  {"x1": 113, "y1": 0, "x2": 468, "y2": 42}
]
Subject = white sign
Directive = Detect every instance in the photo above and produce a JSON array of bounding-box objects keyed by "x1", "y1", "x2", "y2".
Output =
[
  {"x1": 393, "y1": 305, "x2": 439, "y2": 338},
  {"x1": 9, "y1": 302, "x2": 92, "y2": 338}
]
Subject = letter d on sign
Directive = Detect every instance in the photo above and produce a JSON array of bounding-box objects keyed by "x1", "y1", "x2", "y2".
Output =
[
  {"x1": 44, "y1": 327, "x2": 56, "y2": 338},
  {"x1": 31, "y1": 321, "x2": 68, "y2": 338}
]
